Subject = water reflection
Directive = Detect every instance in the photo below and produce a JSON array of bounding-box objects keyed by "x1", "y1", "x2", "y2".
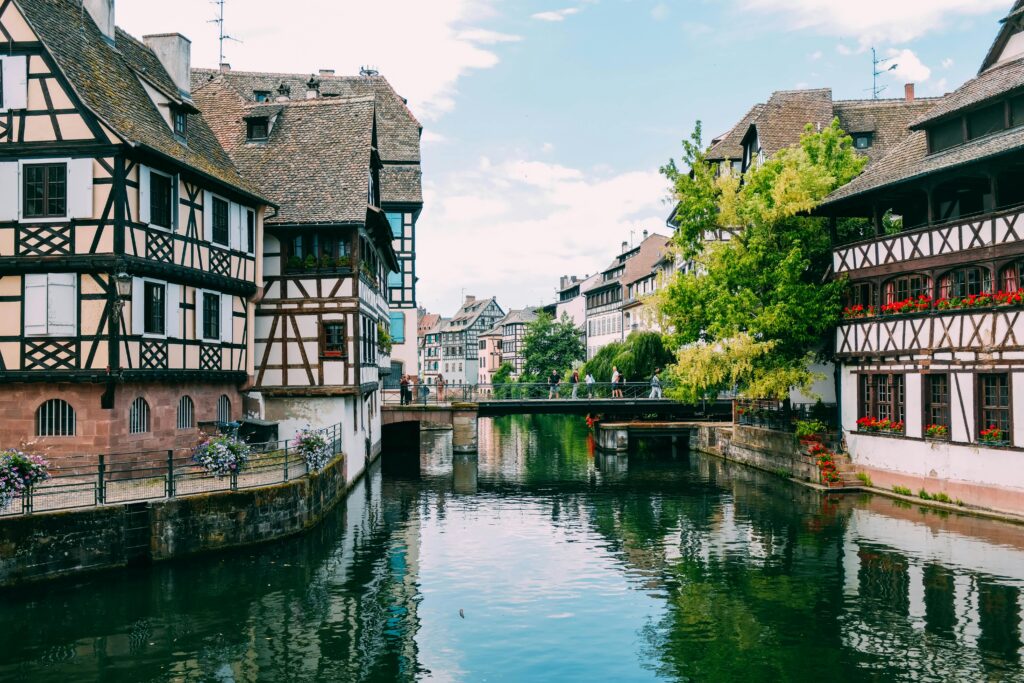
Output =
[{"x1": 1, "y1": 415, "x2": 1024, "y2": 681}]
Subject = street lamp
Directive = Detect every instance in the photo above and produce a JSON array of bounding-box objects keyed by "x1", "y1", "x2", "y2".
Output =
[{"x1": 114, "y1": 271, "x2": 132, "y2": 298}]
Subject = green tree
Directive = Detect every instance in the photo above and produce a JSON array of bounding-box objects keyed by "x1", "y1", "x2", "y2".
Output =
[
  {"x1": 521, "y1": 312, "x2": 585, "y2": 381},
  {"x1": 660, "y1": 119, "x2": 866, "y2": 401},
  {"x1": 491, "y1": 361, "x2": 515, "y2": 398},
  {"x1": 582, "y1": 332, "x2": 675, "y2": 383}
]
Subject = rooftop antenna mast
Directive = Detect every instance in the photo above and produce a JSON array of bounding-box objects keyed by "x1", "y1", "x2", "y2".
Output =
[
  {"x1": 871, "y1": 47, "x2": 899, "y2": 99},
  {"x1": 210, "y1": 0, "x2": 242, "y2": 66}
]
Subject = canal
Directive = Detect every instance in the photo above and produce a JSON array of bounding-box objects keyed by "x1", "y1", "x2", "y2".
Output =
[{"x1": 3, "y1": 415, "x2": 1024, "y2": 682}]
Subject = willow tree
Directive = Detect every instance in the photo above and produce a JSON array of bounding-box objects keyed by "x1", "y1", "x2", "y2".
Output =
[{"x1": 659, "y1": 119, "x2": 866, "y2": 401}]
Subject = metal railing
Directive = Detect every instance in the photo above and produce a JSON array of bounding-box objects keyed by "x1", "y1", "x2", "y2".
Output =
[
  {"x1": 734, "y1": 399, "x2": 838, "y2": 432},
  {"x1": 0, "y1": 423, "x2": 344, "y2": 517},
  {"x1": 384, "y1": 382, "x2": 673, "y2": 405}
]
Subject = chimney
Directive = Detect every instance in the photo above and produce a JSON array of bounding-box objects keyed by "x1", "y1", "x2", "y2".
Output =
[
  {"x1": 83, "y1": 0, "x2": 115, "y2": 44},
  {"x1": 305, "y1": 75, "x2": 321, "y2": 100},
  {"x1": 621, "y1": 241, "x2": 628, "y2": 253},
  {"x1": 464, "y1": 295, "x2": 476, "y2": 304},
  {"x1": 643, "y1": 229, "x2": 649, "y2": 239},
  {"x1": 275, "y1": 82, "x2": 291, "y2": 103},
  {"x1": 143, "y1": 34, "x2": 192, "y2": 98},
  {"x1": 905, "y1": 83, "x2": 915, "y2": 102},
  {"x1": 319, "y1": 69, "x2": 335, "y2": 77},
  {"x1": 219, "y1": 62, "x2": 231, "y2": 72}
]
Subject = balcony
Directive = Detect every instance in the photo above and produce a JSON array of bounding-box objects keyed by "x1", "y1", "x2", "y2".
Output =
[{"x1": 833, "y1": 206, "x2": 1024, "y2": 276}]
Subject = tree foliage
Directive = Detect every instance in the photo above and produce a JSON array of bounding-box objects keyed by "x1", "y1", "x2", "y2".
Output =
[
  {"x1": 491, "y1": 362, "x2": 515, "y2": 398},
  {"x1": 582, "y1": 331, "x2": 676, "y2": 383},
  {"x1": 520, "y1": 312, "x2": 585, "y2": 380},
  {"x1": 660, "y1": 119, "x2": 866, "y2": 400}
]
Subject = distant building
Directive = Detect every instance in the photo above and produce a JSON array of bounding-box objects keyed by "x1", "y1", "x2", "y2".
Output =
[
  {"x1": 439, "y1": 296, "x2": 504, "y2": 386},
  {"x1": 499, "y1": 308, "x2": 538, "y2": 378},
  {"x1": 621, "y1": 234, "x2": 673, "y2": 334},
  {"x1": 419, "y1": 315, "x2": 445, "y2": 385},
  {"x1": 477, "y1": 324, "x2": 503, "y2": 385}
]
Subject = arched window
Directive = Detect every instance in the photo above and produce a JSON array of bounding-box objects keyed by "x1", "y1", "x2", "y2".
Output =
[
  {"x1": 937, "y1": 267, "x2": 991, "y2": 299},
  {"x1": 884, "y1": 274, "x2": 932, "y2": 304},
  {"x1": 216, "y1": 394, "x2": 231, "y2": 423},
  {"x1": 1000, "y1": 260, "x2": 1023, "y2": 292},
  {"x1": 129, "y1": 397, "x2": 150, "y2": 434},
  {"x1": 177, "y1": 396, "x2": 195, "y2": 430},
  {"x1": 36, "y1": 398, "x2": 75, "y2": 436}
]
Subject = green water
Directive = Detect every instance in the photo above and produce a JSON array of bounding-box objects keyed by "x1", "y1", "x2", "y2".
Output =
[{"x1": 3, "y1": 415, "x2": 1024, "y2": 682}]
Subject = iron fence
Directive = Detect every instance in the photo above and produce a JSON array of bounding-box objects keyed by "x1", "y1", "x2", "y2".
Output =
[
  {"x1": 384, "y1": 382, "x2": 673, "y2": 405},
  {"x1": 734, "y1": 399, "x2": 838, "y2": 432},
  {"x1": 0, "y1": 423, "x2": 344, "y2": 517}
]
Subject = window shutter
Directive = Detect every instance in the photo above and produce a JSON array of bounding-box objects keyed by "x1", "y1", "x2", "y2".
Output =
[
  {"x1": 46, "y1": 273, "x2": 76, "y2": 336},
  {"x1": 0, "y1": 162, "x2": 17, "y2": 221},
  {"x1": 195, "y1": 289, "x2": 205, "y2": 340},
  {"x1": 2, "y1": 56, "x2": 28, "y2": 111},
  {"x1": 202, "y1": 191, "x2": 213, "y2": 241},
  {"x1": 229, "y1": 202, "x2": 242, "y2": 250},
  {"x1": 24, "y1": 274, "x2": 47, "y2": 336},
  {"x1": 138, "y1": 164, "x2": 151, "y2": 224},
  {"x1": 131, "y1": 277, "x2": 144, "y2": 335},
  {"x1": 67, "y1": 158, "x2": 94, "y2": 219},
  {"x1": 172, "y1": 175, "x2": 179, "y2": 230},
  {"x1": 166, "y1": 283, "x2": 180, "y2": 338},
  {"x1": 221, "y1": 293, "x2": 232, "y2": 343}
]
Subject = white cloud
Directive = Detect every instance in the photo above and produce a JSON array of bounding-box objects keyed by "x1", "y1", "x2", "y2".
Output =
[
  {"x1": 541, "y1": 142, "x2": 555, "y2": 153},
  {"x1": 836, "y1": 43, "x2": 853, "y2": 56},
  {"x1": 934, "y1": 77, "x2": 950, "y2": 94},
  {"x1": 808, "y1": 50, "x2": 823, "y2": 61},
  {"x1": 886, "y1": 48, "x2": 931, "y2": 83},
  {"x1": 532, "y1": 7, "x2": 582, "y2": 21},
  {"x1": 417, "y1": 158, "x2": 668, "y2": 312},
  {"x1": 942, "y1": 57, "x2": 955, "y2": 69},
  {"x1": 739, "y1": 0, "x2": 1006, "y2": 45},
  {"x1": 116, "y1": 0, "x2": 518, "y2": 120},
  {"x1": 651, "y1": 3, "x2": 670, "y2": 21},
  {"x1": 422, "y1": 130, "x2": 449, "y2": 145}
]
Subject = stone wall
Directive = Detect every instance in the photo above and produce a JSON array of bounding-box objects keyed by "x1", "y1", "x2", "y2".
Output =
[
  {"x1": 0, "y1": 452, "x2": 348, "y2": 586},
  {"x1": 690, "y1": 425, "x2": 818, "y2": 481}
]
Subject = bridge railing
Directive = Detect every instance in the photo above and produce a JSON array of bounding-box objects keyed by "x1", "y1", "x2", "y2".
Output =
[{"x1": 383, "y1": 382, "x2": 672, "y2": 405}]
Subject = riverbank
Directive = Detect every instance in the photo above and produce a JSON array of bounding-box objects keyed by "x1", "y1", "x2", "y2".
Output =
[
  {"x1": 690, "y1": 424, "x2": 1024, "y2": 527},
  {"x1": 0, "y1": 450, "x2": 366, "y2": 587}
]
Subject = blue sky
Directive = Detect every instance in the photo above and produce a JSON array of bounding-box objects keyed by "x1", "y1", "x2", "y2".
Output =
[{"x1": 118, "y1": 0, "x2": 1011, "y2": 315}]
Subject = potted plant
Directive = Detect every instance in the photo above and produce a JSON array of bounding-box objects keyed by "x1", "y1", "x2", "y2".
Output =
[
  {"x1": 377, "y1": 322, "x2": 393, "y2": 355},
  {"x1": 979, "y1": 425, "x2": 1009, "y2": 446},
  {"x1": 319, "y1": 254, "x2": 334, "y2": 270},
  {"x1": 303, "y1": 254, "x2": 318, "y2": 271},
  {"x1": 0, "y1": 449, "x2": 49, "y2": 509},
  {"x1": 796, "y1": 419, "x2": 827, "y2": 445},
  {"x1": 286, "y1": 255, "x2": 302, "y2": 272},
  {"x1": 292, "y1": 427, "x2": 333, "y2": 472},
  {"x1": 192, "y1": 435, "x2": 251, "y2": 477},
  {"x1": 925, "y1": 423, "x2": 949, "y2": 440},
  {"x1": 335, "y1": 255, "x2": 351, "y2": 269}
]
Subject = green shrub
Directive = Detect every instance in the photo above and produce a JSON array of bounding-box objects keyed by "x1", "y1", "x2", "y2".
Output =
[
  {"x1": 796, "y1": 419, "x2": 828, "y2": 439},
  {"x1": 892, "y1": 485, "x2": 912, "y2": 496},
  {"x1": 918, "y1": 489, "x2": 932, "y2": 500},
  {"x1": 855, "y1": 472, "x2": 873, "y2": 487},
  {"x1": 932, "y1": 492, "x2": 952, "y2": 504}
]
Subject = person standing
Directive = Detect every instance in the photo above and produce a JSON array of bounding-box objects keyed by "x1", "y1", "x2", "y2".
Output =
[
  {"x1": 548, "y1": 370, "x2": 561, "y2": 399},
  {"x1": 585, "y1": 371, "x2": 595, "y2": 398},
  {"x1": 399, "y1": 374, "x2": 410, "y2": 405},
  {"x1": 611, "y1": 366, "x2": 622, "y2": 399},
  {"x1": 437, "y1": 374, "x2": 446, "y2": 403},
  {"x1": 571, "y1": 369, "x2": 580, "y2": 399},
  {"x1": 649, "y1": 368, "x2": 663, "y2": 399}
]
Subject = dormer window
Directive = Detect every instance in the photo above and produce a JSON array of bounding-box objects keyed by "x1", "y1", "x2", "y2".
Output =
[
  {"x1": 172, "y1": 108, "x2": 187, "y2": 137},
  {"x1": 928, "y1": 118, "x2": 965, "y2": 154},
  {"x1": 253, "y1": 90, "x2": 272, "y2": 102},
  {"x1": 967, "y1": 103, "x2": 1004, "y2": 139},
  {"x1": 852, "y1": 133, "x2": 873, "y2": 149},
  {"x1": 247, "y1": 117, "x2": 269, "y2": 141}
]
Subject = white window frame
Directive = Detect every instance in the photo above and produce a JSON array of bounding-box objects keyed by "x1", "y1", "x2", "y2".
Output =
[
  {"x1": 197, "y1": 289, "x2": 221, "y2": 341},
  {"x1": 245, "y1": 208, "x2": 256, "y2": 255},
  {"x1": 133, "y1": 277, "x2": 173, "y2": 339},
  {"x1": 203, "y1": 191, "x2": 232, "y2": 247},
  {"x1": 24, "y1": 273, "x2": 77, "y2": 337},
  {"x1": 18, "y1": 158, "x2": 69, "y2": 224},
  {"x1": 139, "y1": 165, "x2": 177, "y2": 231}
]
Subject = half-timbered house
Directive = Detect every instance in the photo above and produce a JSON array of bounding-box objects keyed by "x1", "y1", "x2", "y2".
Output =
[
  {"x1": 819, "y1": 1, "x2": 1024, "y2": 512},
  {"x1": 194, "y1": 72, "x2": 399, "y2": 476},
  {"x1": 0, "y1": 0, "x2": 271, "y2": 458}
]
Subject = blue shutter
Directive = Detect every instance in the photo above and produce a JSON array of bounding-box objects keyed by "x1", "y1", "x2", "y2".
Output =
[
  {"x1": 389, "y1": 312, "x2": 405, "y2": 343},
  {"x1": 386, "y1": 212, "x2": 402, "y2": 237},
  {"x1": 387, "y1": 270, "x2": 401, "y2": 288}
]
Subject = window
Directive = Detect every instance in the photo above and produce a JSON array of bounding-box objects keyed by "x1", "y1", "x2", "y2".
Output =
[
  {"x1": 884, "y1": 274, "x2": 931, "y2": 304},
  {"x1": 150, "y1": 171, "x2": 173, "y2": 229},
  {"x1": 928, "y1": 119, "x2": 965, "y2": 154},
  {"x1": 253, "y1": 90, "x2": 271, "y2": 102},
  {"x1": 967, "y1": 103, "x2": 1005, "y2": 140},
  {"x1": 23, "y1": 273, "x2": 76, "y2": 336},
  {"x1": 245, "y1": 209, "x2": 256, "y2": 254},
  {"x1": 36, "y1": 398, "x2": 75, "y2": 436},
  {"x1": 979, "y1": 374, "x2": 1011, "y2": 441},
  {"x1": 23, "y1": 163, "x2": 66, "y2": 218},
  {"x1": 321, "y1": 321, "x2": 346, "y2": 358},
  {"x1": 217, "y1": 395, "x2": 231, "y2": 423},
  {"x1": 859, "y1": 374, "x2": 905, "y2": 423},
  {"x1": 177, "y1": 396, "x2": 195, "y2": 430},
  {"x1": 246, "y1": 117, "x2": 268, "y2": 140},
  {"x1": 390, "y1": 312, "x2": 406, "y2": 343},
  {"x1": 925, "y1": 374, "x2": 950, "y2": 429},
  {"x1": 938, "y1": 267, "x2": 991, "y2": 299},
  {"x1": 0, "y1": 55, "x2": 28, "y2": 112},
  {"x1": 283, "y1": 233, "x2": 350, "y2": 269},
  {"x1": 386, "y1": 212, "x2": 402, "y2": 237},
  {"x1": 143, "y1": 282, "x2": 166, "y2": 335},
  {"x1": 1000, "y1": 260, "x2": 1023, "y2": 292},
  {"x1": 1012, "y1": 95, "x2": 1024, "y2": 127},
  {"x1": 387, "y1": 271, "x2": 401, "y2": 288},
  {"x1": 202, "y1": 292, "x2": 220, "y2": 340},
  {"x1": 853, "y1": 133, "x2": 874, "y2": 149},
  {"x1": 172, "y1": 109, "x2": 187, "y2": 137},
  {"x1": 129, "y1": 397, "x2": 150, "y2": 434},
  {"x1": 211, "y1": 196, "x2": 229, "y2": 245}
]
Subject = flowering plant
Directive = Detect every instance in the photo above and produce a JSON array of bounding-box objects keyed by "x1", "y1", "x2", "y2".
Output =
[
  {"x1": 192, "y1": 436, "x2": 250, "y2": 477},
  {"x1": 925, "y1": 424, "x2": 949, "y2": 439},
  {"x1": 882, "y1": 296, "x2": 933, "y2": 315},
  {"x1": 856, "y1": 416, "x2": 904, "y2": 434},
  {"x1": 0, "y1": 450, "x2": 49, "y2": 509},
  {"x1": 820, "y1": 467, "x2": 841, "y2": 484},
  {"x1": 293, "y1": 428, "x2": 333, "y2": 472},
  {"x1": 979, "y1": 425, "x2": 1006, "y2": 444},
  {"x1": 842, "y1": 304, "x2": 876, "y2": 320}
]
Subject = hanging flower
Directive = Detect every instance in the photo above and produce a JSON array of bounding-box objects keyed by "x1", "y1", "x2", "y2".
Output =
[
  {"x1": 292, "y1": 427, "x2": 333, "y2": 472},
  {"x1": 192, "y1": 436, "x2": 250, "y2": 477},
  {"x1": 0, "y1": 450, "x2": 50, "y2": 510}
]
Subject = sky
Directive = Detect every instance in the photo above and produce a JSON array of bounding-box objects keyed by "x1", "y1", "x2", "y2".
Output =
[{"x1": 116, "y1": 0, "x2": 1012, "y2": 315}]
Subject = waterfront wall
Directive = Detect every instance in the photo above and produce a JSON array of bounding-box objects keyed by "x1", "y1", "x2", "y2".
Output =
[
  {"x1": 0, "y1": 453, "x2": 349, "y2": 587},
  {"x1": 690, "y1": 425, "x2": 818, "y2": 482}
]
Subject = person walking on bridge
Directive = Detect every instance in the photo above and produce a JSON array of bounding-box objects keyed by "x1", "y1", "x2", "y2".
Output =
[
  {"x1": 548, "y1": 370, "x2": 561, "y2": 399},
  {"x1": 611, "y1": 367, "x2": 623, "y2": 399},
  {"x1": 649, "y1": 368, "x2": 663, "y2": 399},
  {"x1": 570, "y1": 369, "x2": 580, "y2": 399},
  {"x1": 585, "y1": 371, "x2": 595, "y2": 398},
  {"x1": 400, "y1": 375, "x2": 411, "y2": 405}
]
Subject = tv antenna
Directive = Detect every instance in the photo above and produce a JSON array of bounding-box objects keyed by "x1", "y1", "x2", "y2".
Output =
[
  {"x1": 210, "y1": 0, "x2": 242, "y2": 65},
  {"x1": 871, "y1": 47, "x2": 899, "y2": 99}
]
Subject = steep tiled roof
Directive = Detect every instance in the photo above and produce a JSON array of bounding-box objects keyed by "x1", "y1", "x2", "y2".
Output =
[
  {"x1": 449, "y1": 297, "x2": 502, "y2": 328},
  {"x1": 833, "y1": 98, "x2": 939, "y2": 163},
  {"x1": 707, "y1": 104, "x2": 763, "y2": 162},
  {"x1": 622, "y1": 234, "x2": 671, "y2": 286},
  {"x1": 980, "y1": 1, "x2": 1024, "y2": 73},
  {"x1": 501, "y1": 308, "x2": 538, "y2": 326},
  {"x1": 418, "y1": 313, "x2": 441, "y2": 336},
  {"x1": 749, "y1": 89, "x2": 834, "y2": 157},
  {"x1": 15, "y1": 0, "x2": 263, "y2": 200},
  {"x1": 910, "y1": 57, "x2": 1024, "y2": 129},
  {"x1": 193, "y1": 77, "x2": 375, "y2": 225},
  {"x1": 381, "y1": 165, "x2": 423, "y2": 204}
]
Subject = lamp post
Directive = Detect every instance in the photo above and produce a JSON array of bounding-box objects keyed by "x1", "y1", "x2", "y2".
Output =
[{"x1": 113, "y1": 271, "x2": 131, "y2": 313}]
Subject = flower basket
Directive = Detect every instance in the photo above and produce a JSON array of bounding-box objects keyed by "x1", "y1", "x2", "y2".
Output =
[
  {"x1": 924, "y1": 424, "x2": 949, "y2": 440},
  {"x1": 193, "y1": 435, "x2": 250, "y2": 477},
  {"x1": 978, "y1": 425, "x2": 1009, "y2": 447},
  {"x1": 0, "y1": 450, "x2": 49, "y2": 509},
  {"x1": 293, "y1": 428, "x2": 333, "y2": 472}
]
